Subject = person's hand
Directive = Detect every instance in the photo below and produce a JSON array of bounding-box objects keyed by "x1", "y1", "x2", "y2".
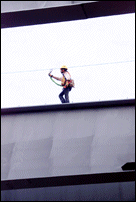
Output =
[{"x1": 48, "y1": 73, "x2": 53, "y2": 77}]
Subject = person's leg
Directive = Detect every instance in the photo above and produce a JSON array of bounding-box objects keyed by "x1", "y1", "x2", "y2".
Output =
[
  {"x1": 64, "y1": 87, "x2": 72, "y2": 103},
  {"x1": 64, "y1": 88, "x2": 70, "y2": 103},
  {"x1": 59, "y1": 89, "x2": 65, "y2": 103},
  {"x1": 59, "y1": 87, "x2": 72, "y2": 103}
]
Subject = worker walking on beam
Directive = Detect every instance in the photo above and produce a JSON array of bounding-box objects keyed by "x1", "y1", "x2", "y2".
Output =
[{"x1": 48, "y1": 65, "x2": 74, "y2": 103}]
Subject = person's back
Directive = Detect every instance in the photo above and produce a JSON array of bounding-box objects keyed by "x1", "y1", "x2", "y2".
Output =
[{"x1": 61, "y1": 69, "x2": 71, "y2": 88}]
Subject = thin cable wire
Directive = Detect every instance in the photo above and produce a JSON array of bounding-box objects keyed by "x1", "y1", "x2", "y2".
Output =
[{"x1": 1, "y1": 60, "x2": 135, "y2": 74}]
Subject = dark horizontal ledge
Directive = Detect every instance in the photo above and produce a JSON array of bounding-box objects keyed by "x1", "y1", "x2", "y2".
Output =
[
  {"x1": 122, "y1": 162, "x2": 135, "y2": 171},
  {"x1": 1, "y1": 1, "x2": 135, "y2": 29},
  {"x1": 1, "y1": 171, "x2": 135, "y2": 191},
  {"x1": 1, "y1": 99, "x2": 135, "y2": 115}
]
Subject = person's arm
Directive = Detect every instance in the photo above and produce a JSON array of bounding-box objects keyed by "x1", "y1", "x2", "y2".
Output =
[
  {"x1": 48, "y1": 73, "x2": 61, "y2": 81},
  {"x1": 52, "y1": 75, "x2": 61, "y2": 81}
]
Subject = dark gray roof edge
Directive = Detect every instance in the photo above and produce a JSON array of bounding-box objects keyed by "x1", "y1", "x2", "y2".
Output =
[
  {"x1": 1, "y1": 171, "x2": 135, "y2": 191},
  {"x1": 1, "y1": 99, "x2": 135, "y2": 115},
  {"x1": 1, "y1": 1, "x2": 135, "y2": 29}
]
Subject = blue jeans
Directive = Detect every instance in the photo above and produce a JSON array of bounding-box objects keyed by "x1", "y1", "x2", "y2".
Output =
[{"x1": 59, "y1": 87, "x2": 72, "y2": 103}]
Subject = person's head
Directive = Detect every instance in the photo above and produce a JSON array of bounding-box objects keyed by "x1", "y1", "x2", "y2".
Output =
[{"x1": 60, "y1": 65, "x2": 68, "y2": 73}]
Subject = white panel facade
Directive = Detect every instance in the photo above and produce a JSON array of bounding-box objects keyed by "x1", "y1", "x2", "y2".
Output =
[{"x1": 1, "y1": 106, "x2": 135, "y2": 180}]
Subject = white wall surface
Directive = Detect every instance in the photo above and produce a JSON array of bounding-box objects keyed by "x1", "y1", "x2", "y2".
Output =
[{"x1": 1, "y1": 105, "x2": 135, "y2": 180}]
